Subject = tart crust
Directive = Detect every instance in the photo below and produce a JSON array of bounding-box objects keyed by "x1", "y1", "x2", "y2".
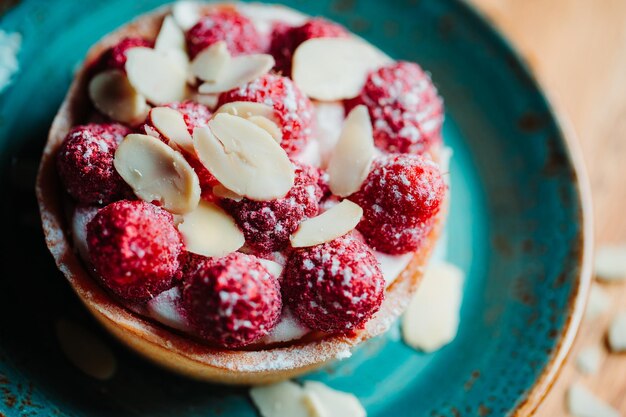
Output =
[{"x1": 36, "y1": 3, "x2": 447, "y2": 384}]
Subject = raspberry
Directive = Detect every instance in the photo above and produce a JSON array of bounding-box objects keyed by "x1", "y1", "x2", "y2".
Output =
[
  {"x1": 140, "y1": 100, "x2": 216, "y2": 199},
  {"x1": 185, "y1": 9, "x2": 264, "y2": 58},
  {"x1": 86, "y1": 200, "x2": 184, "y2": 302},
  {"x1": 219, "y1": 163, "x2": 322, "y2": 254},
  {"x1": 180, "y1": 252, "x2": 282, "y2": 348},
  {"x1": 269, "y1": 18, "x2": 348, "y2": 75},
  {"x1": 346, "y1": 61, "x2": 444, "y2": 154},
  {"x1": 56, "y1": 123, "x2": 133, "y2": 204},
  {"x1": 349, "y1": 154, "x2": 446, "y2": 254},
  {"x1": 164, "y1": 100, "x2": 213, "y2": 133},
  {"x1": 283, "y1": 234, "x2": 384, "y2": 332},
  {"x1": 218, "y1": 74, "x2": 314, "y2": 156},
  {"x1": 99, "y1": 37, "x2": 153, "y2": 71}
]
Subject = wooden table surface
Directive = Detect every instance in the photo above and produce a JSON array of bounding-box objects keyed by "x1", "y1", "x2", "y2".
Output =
[{"x1": 469, "y1": 0, "x2": 626, "y2": 414}]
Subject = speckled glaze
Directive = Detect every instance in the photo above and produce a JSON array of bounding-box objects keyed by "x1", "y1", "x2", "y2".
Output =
[{"x1": 0, "y1": 0, "x2": 591, "y2": 416}]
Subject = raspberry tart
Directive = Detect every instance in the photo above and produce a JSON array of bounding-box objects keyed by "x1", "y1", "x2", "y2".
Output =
[{"x1": 36, "y1": 2, "x2": 449, "y2": 384}]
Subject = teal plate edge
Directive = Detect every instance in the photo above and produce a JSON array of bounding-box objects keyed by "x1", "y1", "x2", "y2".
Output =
[{"x1": 0, "y1": 0, "x2": 592, "y2": 416}]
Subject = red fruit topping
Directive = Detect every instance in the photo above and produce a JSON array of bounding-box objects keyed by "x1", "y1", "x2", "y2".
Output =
[
  {"x1": 56, "y1": 123, "x2": 133, "y2": 204},
  {"x1": 87, "y1": 200, "x2": 184, "y2": 302},
  {"x1": 180, "y1": 252, "x2": 282, "y2": 348},
  {"x1": 269, "y1": 18, "x2": 348, "y2": 75},
  {"x1": 165, "y1": 100, "x2": 213, "y2": 134},
  {"x1": 185, "y1": 9, "x2": 264, "y2": 58},
  {"x1": 140, "y1": 100, "x2": 216, "y2": 199},
  {"x1": 349, "y1": 154, "x2": 446, "y2": 254},
  {"x1": 346, "y1": 61, "x2": 444, "y2": 154},
  {"x1": 219, "y1": 163, "x2": 323, "y2": 254},
  {"x1": 218, "y1": 73, "x2": 314, "y2": 156},
  {"x1": 99, "y1": 37, "x2": 153, "y2": 71},
  {"x1": 283, "y1": 234, "x2": 385, "y2": 333}
]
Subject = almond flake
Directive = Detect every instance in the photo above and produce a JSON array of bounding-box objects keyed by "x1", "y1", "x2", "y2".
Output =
[
  {"x1": 198, "y1": 53, "x2": 275, "y2": 94},
  {"x1": 114, "y1": 133, "x2": 200, "y2": 214},
  {"x1": 212, "y1": 184, "x2": 243, "y2": 201},
  {"x1": 595, "y1": 244, "x2": 626, "y2": 282},
  {"x1": 191, "y1": 41, "x2": 230, "y2": 83},
  {"x1": 327, "y1": 105, "x2": 375, "y2": 196},
  {"x1": 193, "y1": 93, "x2": 220, "y2": 109},
  {"x1": 178, "y1": 201, "x2": 244, "y2": 257},
  {"x1": 302, "y1": 381, "x2": 366, "y2": 417},
  {"x1": 402, "y1": 262, "x2": 464, "y2": 352},
  {"x1": 585, "y1": 283, "x2": 611, "y2": 320},
  {"x1": 250, "y1": 381, "x2": 310, "y2": 417},
  {"x1": 575, "y1": 346, "x2": 603, "y2": 375},
  {"x1": 155, "y1": 15, "x2": 186, "y2": 52},
  {"x1": 193, "y1": 114, "x2": 294, "y2": 201},
  {"x1": 125, "y1": 47, "x2": 188, "y2": 104},
  {"x1": 215, "y1": 101, "x2": 282, "y2": 142},
  {"x1": 172, "y1": 1, "x2": 201, "y2": 30},
  {"x1": 259, "y1": 259, "x2": 283, "y2": 278},
  {"x1": 88, "y1": 69, "x2": 149, "y2": 125},
  {"x1": 56, "y1": 319, "x2": 117, "y2": 380},
  {"x1": 566, "y1": 383, "x2": 621, "y2": 417},
  {"x1": 289, "y1": 200, "x2": 362, "y2": 248},
  {"x1": 150, "y1": 106, "x2": 194, "y2": 154},
  {"x1": 608, "y1": 311, "x2": 626, "y2": 352},
  {"x1": 292, "y1": 37, "x2": 392, "y2": 101}
]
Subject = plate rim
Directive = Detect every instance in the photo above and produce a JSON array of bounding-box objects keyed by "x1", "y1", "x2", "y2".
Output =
[{"x1": 451, "y1": 1, "x2": 594, "y2": 415}]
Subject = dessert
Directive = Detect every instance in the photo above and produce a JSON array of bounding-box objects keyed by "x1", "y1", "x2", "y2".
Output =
[{"x1": 36, "y1": 1, "x2": 449, "y2": 384}]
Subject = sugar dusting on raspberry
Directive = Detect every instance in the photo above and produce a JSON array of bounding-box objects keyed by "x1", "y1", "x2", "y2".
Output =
[
  {"x1": 217, "y1": 73, "x2": 314, "y2": 156},
  {"x1": 185, "y1": 9, "x2": 265, "y2": 58},
  {"x1": 350, "y1": 154, "x2": 446, "y2": 254},
  {"x1": 180, "y1": 252, "x2": 282, "y2": 348},
  {"x1": 283, "y1": 234, "x2": 385, "y2": 333},
  {"x1": 346, "y1": 61, "x2": 444, "y2": 154},
  {"x1": 86, "y1": 200, "x2": 183, "y2": 302},
  {"x1": 269, "y1": 18, "x2": 348, "y2": 75},
  {"x1": 219, "y1": 163, "x2": 322, "y2": 254},
  {"x1": 56, "y1": 123, "x2": 133, "y2": 205}
]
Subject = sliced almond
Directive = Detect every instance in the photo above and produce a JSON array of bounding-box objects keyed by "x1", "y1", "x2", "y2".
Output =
[
  {"x1": 114, "y1": 133, "x2": 200, "y2": 214},
  {"x1": 566, "y1": 383, "x2": 621, "y2": 417},
  {"x1": 190, "y1": 41, "x2": 230, "y2": 83},
  {"x1": 56, "y1": 319, "x2": 117, "y2": 380},
  {"x1": 250, "y1": 381, "x2": 310, "y2": 417},
  {"x1": 259, "y1": 259, "x2": 284, "y2": 279},
  {"x1": 193, "y1": 114, "x2": 294, "y2": 201},
  {"x1": 155, "y1": 15, "x2": 186, "y2": 52},
  {"x1": 88, "y1": 69, "x2": 149, "y2": 125},
  {"x1": 290, "y1": 200, "x2": 362, "y2": 248},
  {"x1": 595, "y1": 245, "x2": 626, "y2": 282},
  {"x1": 125, "y1": 47, "x2": 188, "y2": 104},
  {"x1": 193, "y1": 93, "x2": 220, "y2": 109},
  {"x1": 575, "y1": 346, "x2": 603, "y2": 375},
  {"x1": 215, "y1": 101, "x2": 282, "y2": 142},
  {"x1": 149, "y1": 107, "x2": 194, "y2": 154},
  {"x1": 402, "y1": 262, "x2": 464, "y2": 352},
  {"x1": 172, "y1": 1, "x2": 201, "y2": 30},
  {"x1": 198, "y1": 53, "x2": 275, "y2": 94},
  {"x1": 302, "y1": 381, "x2": 366, "y2": 417},
  {"x1": 585, "y1": 283, "x2": 611, "y2": 320},
  {"x1": 292, "y1": 37, "x2": 392, "y2": 101},
  {"x1": 608, "y1": 311, "x2": 626, "y2": 352},
  {"x1": 177, "y1": 201, "x2": 244, "y2": 257},
  {"x1": 213, "y1": 184, "x2": 243, "y2": 201},
  {"x1": 327, "y1": 105, "x2": 375, "y2": 197}
]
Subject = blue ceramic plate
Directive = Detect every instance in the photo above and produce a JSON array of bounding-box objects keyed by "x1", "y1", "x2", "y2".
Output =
[{"x1": 0, "y1": 0, "x2": 591, "y2": 416}]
